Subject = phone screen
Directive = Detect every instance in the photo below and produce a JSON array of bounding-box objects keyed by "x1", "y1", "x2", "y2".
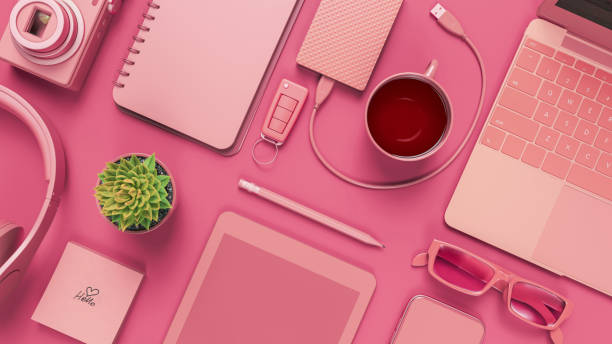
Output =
[{"x1": 391, "y1": 295, "x2": 484, "y2": 344}]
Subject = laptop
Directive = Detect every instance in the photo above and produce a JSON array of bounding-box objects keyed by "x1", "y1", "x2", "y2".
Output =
[{"x1": 446, "y1": 0, "x2": 612, "y2": 296}]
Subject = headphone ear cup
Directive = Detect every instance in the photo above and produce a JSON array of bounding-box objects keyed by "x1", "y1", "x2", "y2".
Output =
[{"x1": 0, "y1": 221, "x2": 22, "y2": 267}]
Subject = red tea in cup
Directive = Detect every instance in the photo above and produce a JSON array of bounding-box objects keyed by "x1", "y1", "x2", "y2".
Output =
[{"x1": 367, "y1": 77, "x2": 449, "y2": 158}]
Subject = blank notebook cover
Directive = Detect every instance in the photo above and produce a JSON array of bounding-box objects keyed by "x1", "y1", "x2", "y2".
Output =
[
  {"x1": 163, "y1": 212, "x2": 376, "y2": 344},
  {"x1": 113, "y1": 0, "x2": 301, "y2": 155}
]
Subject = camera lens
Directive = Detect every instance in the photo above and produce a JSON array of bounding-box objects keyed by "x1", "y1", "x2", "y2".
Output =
[{"x1": 9, "y1": 0, "x2": 84, "y2": 65}]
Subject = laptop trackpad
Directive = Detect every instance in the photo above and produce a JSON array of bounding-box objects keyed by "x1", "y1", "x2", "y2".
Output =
[{"x1": 533, "y1": 186, "x2": 612, "y2": 295}]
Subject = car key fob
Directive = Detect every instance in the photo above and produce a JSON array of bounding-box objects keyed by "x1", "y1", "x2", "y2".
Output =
[
  {"x1": 261, "y1": 79, "x2": 308, "y2": 144},
  {"x1": 252, "y1": 79, "x2": 308, "y2": 164}
]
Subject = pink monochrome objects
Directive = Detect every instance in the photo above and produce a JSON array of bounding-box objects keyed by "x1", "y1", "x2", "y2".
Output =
[
  {"x1": 412, "y1": 239, "x2": 573, "y2": 344},
  {"x1": 260, "y1": 79, "x2": 308, "y2": 145},
  {"x1": 163, "y1": 212, "x2": 376, "y2": 344},
  {"x1": 446, "y1": 17, "x2": 612, "y2": 297},
  {"x1": 296, "y1": 0, "x2": 403, "y2": 91},
  {"x1": 0, "y1": 0, "x2": 117, "y2": 90},
  {"x1": 3, "y1": 0, "x2": 612, "y2": 342},
  {"x1": 391, "y1": 295, "x2": 484, "y2": 344},
  {"x1": 0, "y1": 85, "x2": 65, "y2": 304},
  {"x1": 32, "y1": 242, "x2": 143, "y2": 344},
  {"x1": 112, "y1": 0, "x2": 302, "y2": 155}
]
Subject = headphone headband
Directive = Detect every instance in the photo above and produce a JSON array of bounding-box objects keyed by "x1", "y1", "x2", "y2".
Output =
[{"x1": 0, "y1": 85, "x2": 65, "y2": 280}]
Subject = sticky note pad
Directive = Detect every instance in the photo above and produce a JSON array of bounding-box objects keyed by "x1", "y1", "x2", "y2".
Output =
[{"x1": 32, "y1": 242, "x2": 143, "y2": 344}]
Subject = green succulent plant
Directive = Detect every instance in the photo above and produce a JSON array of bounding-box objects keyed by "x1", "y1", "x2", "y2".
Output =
[{"x1": 94, "y1": 154, "x2": 172, "y2": 231}]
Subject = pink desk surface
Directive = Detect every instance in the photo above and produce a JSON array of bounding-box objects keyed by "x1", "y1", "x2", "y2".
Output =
[{"x1": 0, "y1": 0, "x2": 609, "y2": 343}]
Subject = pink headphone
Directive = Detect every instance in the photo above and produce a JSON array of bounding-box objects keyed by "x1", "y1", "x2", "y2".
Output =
[{"x1": 0, "y1": 85, "x2": 65, "y2": 304}]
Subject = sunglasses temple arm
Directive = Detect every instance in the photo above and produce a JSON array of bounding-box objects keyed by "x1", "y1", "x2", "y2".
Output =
[
  {"x1": 412, "y1": 252, "x2": 428, "y2": 267},
  {"x1": 550, "y1": 328, "x2": 563, "y2": 344}
]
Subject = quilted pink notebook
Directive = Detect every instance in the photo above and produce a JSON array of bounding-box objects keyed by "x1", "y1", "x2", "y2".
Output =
[
  {"x1": 113, "y1": 0, "x2": 302, "y2": 155},
  {"x1": 163, "y1": 212, "x2": 376, "y2": 344},
  {"x1": 296, "y1": 0, "x2": 403, "y2": 91}
]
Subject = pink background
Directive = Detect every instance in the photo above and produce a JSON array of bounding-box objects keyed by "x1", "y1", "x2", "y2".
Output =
[{"x1": 0, "y1": 0, "x2": 610, "y2": 343}]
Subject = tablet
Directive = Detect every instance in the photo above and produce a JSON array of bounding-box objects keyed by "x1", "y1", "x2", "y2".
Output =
[{"x1": 163, "y1": 212, "x2": 376, "y2": 344}]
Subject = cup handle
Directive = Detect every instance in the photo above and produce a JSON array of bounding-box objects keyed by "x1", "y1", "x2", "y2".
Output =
[{"x1": 424, "y1": 59, "x2": 439, "y2": 78}]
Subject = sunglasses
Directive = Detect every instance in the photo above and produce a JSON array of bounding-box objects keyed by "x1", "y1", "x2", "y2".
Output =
[{"x1": 412, "y1": 239, "x2": 573, "y2": 344}]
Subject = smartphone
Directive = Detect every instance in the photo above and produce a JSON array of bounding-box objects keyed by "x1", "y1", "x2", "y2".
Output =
[{"x1": 390, "y1": 295, "x2": 484, "y2": 344}]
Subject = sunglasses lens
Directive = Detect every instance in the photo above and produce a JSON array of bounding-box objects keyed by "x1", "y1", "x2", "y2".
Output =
[
  {"x1": 510, "y1": 282, "x2": 566, "y2": 326},
  {"x1": 433, "y1": 245, "x2": 495, "y2": 292}
]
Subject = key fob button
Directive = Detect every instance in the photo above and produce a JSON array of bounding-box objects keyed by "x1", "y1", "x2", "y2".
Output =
[
  {"x1": 273, "y1": 107, "x2": 292, "y2": 122},
  {"x1": 277, "y1": 95, "x2": 298, "y2": 111},
  {"x1": 269, "y1": 118, "x2": 287, "y2": 133}
]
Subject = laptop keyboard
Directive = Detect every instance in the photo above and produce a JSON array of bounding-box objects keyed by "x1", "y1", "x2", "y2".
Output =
[{"x1": 481, "y1": 38, "x2": 612, "y2": 201}]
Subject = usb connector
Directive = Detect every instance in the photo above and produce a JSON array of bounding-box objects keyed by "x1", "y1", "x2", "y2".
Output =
[
  {"x1": 430, "y1": 3, "x2": 446, "y2": 19},
  {"x1": 430, "y1": 3, "x2": 465, "y2": 37}
]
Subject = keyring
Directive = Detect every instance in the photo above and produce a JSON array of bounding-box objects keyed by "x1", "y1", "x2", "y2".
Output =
[{"x1": 252, "y1": 137, "x2": 279, "y2": 165}]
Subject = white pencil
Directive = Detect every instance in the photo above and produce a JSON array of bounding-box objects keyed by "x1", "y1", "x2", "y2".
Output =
[{"x1": 238, "y1": 179, "x2": 385, "y2": 248}]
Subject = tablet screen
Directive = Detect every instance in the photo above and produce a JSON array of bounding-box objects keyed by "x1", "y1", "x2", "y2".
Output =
[{"x1": 177, "y1": 234, "x2": 360, "y2": 343}]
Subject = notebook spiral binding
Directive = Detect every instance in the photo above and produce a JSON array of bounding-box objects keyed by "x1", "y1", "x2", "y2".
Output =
[{"x1": 113, "y1": 1, "x2": 160, "y2": 88}]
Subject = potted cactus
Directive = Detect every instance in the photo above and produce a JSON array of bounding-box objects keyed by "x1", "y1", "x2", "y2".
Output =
[{"x1": 94, "y1": 153, "x2": 175, "y2": 233}]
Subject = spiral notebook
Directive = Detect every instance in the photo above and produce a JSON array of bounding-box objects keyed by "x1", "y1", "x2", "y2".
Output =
[{"x1": 113, "y1": 0, "x2": 303, "y2": 155}]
